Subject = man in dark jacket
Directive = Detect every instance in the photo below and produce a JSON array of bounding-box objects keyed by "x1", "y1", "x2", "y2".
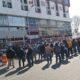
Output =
[
  {"x1": 26, "y1": 45, "x2": 33, "y2": 67},
  {"x1": 60, "y1": 43, "x2": 65, "y2": 60},
  {"x1": 16, "y1": 47, "x2": 25, "y2": 68},
  {"x1": 54, "y1": 42, "x2": 61, "y2": 64},
  {"x1": 72, "y1": 39, "x2": 78, "y2": 55},
  {"x1": 60, "y1": 42, "x2": 68, "y2": 61},
  {"x1": 6, "y1": 47, "x2": 15, "y2": 69},
  {"x1": 38, "y1": 44, "x2": 45, "y2": 61}
]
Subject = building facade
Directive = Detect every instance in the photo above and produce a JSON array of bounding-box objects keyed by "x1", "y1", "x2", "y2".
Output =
[{"x1": 0, "y1": 0, "x2": 71, "y2": 44}]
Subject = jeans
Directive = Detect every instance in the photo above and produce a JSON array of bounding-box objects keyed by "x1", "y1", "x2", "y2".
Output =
[
  {"x1": 46, "y1": 53, "x2": 52, "y2": 64},
  {"x1": 7, "y1": 58, "x2": 14, "y2": 68},
  {"x1": 27, "y1": 55, "x2": 33, "y2": 67},
  {"x1": 19, "y1": 58, "x2": 25, "y2": 67},
  {"x1": 68, "y1": 48, "x2": 73, "y2": 57},
  {"x1": 55, "y1": 53, "x2": 61, "y2": 63}
]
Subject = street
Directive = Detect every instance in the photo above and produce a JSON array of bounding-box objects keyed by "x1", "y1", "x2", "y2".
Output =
[{"x1": 0, "y1": 55, "x2": 80, "y2": 80}]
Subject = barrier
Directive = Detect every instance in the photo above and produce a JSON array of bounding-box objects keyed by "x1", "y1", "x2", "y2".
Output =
[{"x1": 2, "y1": 54, "x2": 8, "y2": 65}]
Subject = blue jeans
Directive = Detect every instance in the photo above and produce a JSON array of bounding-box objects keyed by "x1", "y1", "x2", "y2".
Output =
[{"x1": 46, "y1": 53, "x2": 52, "y2": 63}]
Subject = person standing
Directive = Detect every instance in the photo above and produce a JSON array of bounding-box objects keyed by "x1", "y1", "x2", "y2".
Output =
[
  {"x1": 50, "y1": 43, "x2": 54, "y2": 57},
  {"x1": 16, "y1": 47, "x2": 25, "y2": 68},
  {"x1": 60, "y1": 43, "x2": 65, "y2": 61},
  {"x1": 67, "y1": 38, "x2": 73, "y2": 57},
  {"x1": 78, "y1": 38, "x2": 80, "y2": 53},
  {"x1": 26, "y1": 45, "x2": 33, "y2": 68},
  {"x1": 6, "y1": 47, "x2": 15, "y2": 69},
  {"x1": 72, "y1": 39, "x2": 79, "y2": 55},
  {"x1": 38, "y1": 43, "x2": 45, "y2": 61},
  {"x1": 45, "y1": 44, "x2": 52, "y2": 64},
  {"x1": 54, "y1": 42, "x2": 61, "y2": 64}
]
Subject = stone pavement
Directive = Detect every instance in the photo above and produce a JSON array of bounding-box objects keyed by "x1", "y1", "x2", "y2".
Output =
[{"x1": 0, "y1": 55, "x2": 80, "y2": 80}]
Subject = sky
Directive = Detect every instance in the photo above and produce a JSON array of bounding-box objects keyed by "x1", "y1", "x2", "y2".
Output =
[{"x1": 69, "y1": 0, "x2": 80, "y2": 18}]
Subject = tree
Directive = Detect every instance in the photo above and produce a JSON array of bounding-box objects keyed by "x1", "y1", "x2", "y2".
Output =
[{"x1": 72, "y1": 16, "x2": 80, "y2": 34}]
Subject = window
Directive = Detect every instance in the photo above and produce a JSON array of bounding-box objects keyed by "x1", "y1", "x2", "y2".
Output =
[
  {"x1": 21, "y1": 0, "x2": 28, "y2": 11},
  {"x1": 40, "y1": 20, "x2": 47, "y2": 26},
  {"x1": 2, "y1": 0, "x2": 12, "y2": 8},
  {"x1": 24, "y1": 0, "x2": 27, "y2": 4},
  {"x1": 46, "y1": 0, "x2": 51, "y2": 15},
  {"x1": 0, "y1": 15, "x2": 8, "y2": 26},
  {"x1": 57, "y1": 21, "x2": 65, "y2": 28},
  {"x1": 26, "y1": 18, "x2": 37, "y2": 27},
  {"x1": 55, "y1": 2, "x2": 59, "y2": 16},
  {"x1": 21, "y1": 5, "x2": 28, "y2": 11},
  {"x1": 2, "y1": 1, "x2": 7, "y2": 7},
  {"x1": 35, "y1": 7, "x2": 41, "y2": 13},
  {"x1": 50, "y1": 20, "x2": 56, "y2": 27},
  {"x1": 63, "y1": 5, "x2": 67, "y2": 17},
  {"x1": 63, "y1": 22, "x2": 71, "y2": 28},
  {"x1": 63, "y1": 0, "x2": 70, "y2": 6},
  {"x1": 7, "y1": 2, "x2": 12, "y2": 8},
  {"x1": 47, "y1": 9, "x2": 51, "y2": 15},
  {"x1": 63, "y1": 0, "x2": 69, "y2": 5},
  {"x1": 56, "y1": 11, "x2": 59, "y2": 16},
  {"x1": 21, "y1": 0, "x2": 27, "y2": 4},
  {"x1": 26, "y1": 18, "x2": 39, "y2": 33},
  {"x1": 35, "y1": 0, "x2": 41, "y2": 13},
  {"x1": 63, "y1": 13, "x2": 66, "y2": 17},
  {"x1": 8, "y1": 16, "x2": 25, "y2": 26},
  {"x1": 36, "y1": 0, "x2": 40, "y2": 6}
]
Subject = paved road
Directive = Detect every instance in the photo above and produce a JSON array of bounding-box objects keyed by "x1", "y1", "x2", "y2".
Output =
[{"x1": 0, "y1": 55, "x2": 80, "y2": 80}]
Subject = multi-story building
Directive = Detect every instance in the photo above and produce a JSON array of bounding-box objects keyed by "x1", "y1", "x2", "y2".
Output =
[{"x1": 0, "y1": 0, "x2": 71, "y2": 44}]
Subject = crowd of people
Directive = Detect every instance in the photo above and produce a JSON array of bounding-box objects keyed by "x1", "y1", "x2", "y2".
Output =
[{"x1": 1, "y1": 37, "x2": 80, "y2": 70}]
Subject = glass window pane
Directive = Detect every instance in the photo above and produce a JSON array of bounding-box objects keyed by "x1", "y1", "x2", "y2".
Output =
[
  {"x1": 0, "y1": 15, "x2": 8, "y2": 26},
  {"x1": 24, "y1": 6, "x2": 28, "y2": 11},
  {"x1": 2, "y1": 1, "x2": 7, "y2": 7},
  {"x1": 8, "y1": 16, "x2": 25, "y2": 26},
  {"x1": 3, "y1": 16, "x2": 8, "y2": 25},
  {"x1": 24, "y1": 0, "x2": 27, "y2": 4},
  {"x1": 7, "y1": 2, "x2": 12, "y2": 8},
  {"x1": 0, "y1": 16, "x2": 4, "y2": 25},
  {"x1": 2, "y1": 0, "x2": 12, "y2": 8}
]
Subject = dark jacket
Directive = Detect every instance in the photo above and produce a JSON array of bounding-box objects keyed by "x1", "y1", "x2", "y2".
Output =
[
  {"x1": 61, "y1": 44, "x2": 64, "y2": 52},
  {"x1": 6, "y1": 48, "x2": 15, "y2": 59},
  {"x1": 16, "y1": 47, "x2": 25, "y2": 59},
  {"x1": 54, "y1": 43, "x2": 61, "y2": 54},
  {"x1": 63, "y1": 40, "x2": 68, "y2": 48},
  {"x1": 72, "y1": 39, "x2": 78, "y2": 47},
  {"x1": 38, "y1": 44, "x2": 45, "y2": 54},
  {"x1": 27, "y1": 48, "x2": 33, "y2": 57}
]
